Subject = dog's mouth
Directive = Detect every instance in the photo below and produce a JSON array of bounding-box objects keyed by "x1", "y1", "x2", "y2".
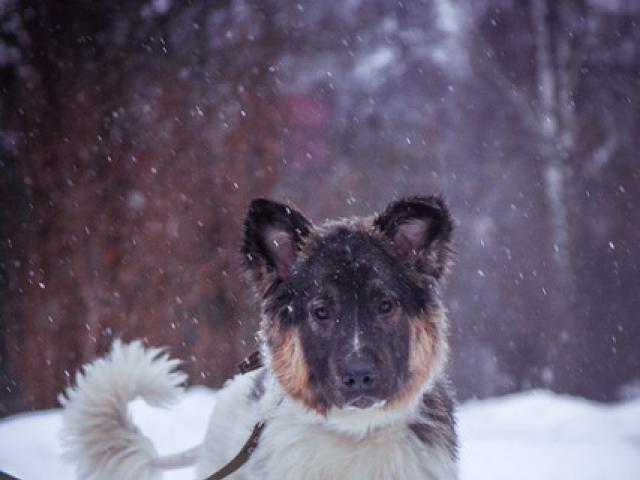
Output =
[{"x1": 343, "y1": 395, "x2": 387, "y2": 410}]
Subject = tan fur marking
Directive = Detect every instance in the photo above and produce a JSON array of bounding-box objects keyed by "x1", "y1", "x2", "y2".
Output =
[
  {"x1": 387, "y1": 315, "x2": 436, "y2": 410},
  {"x1": 269, "y1": 325, "x2": 325, "y2": 413},
  {"x1": 298, "y1": 232, "x2": 319, "y2": 259}
]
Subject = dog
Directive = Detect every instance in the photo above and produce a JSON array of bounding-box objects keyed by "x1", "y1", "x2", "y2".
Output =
[{"x1": 59, "y1": 196, "x2": 458, "y2": 480}]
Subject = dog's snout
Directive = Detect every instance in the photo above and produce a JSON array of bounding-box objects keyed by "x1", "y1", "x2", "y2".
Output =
[{"x1": 341, "y1": 355, "x2": 378, "y2": 391}]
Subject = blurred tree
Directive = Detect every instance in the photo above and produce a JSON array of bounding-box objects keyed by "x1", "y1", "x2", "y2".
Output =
[
  {"x1": 0, "y1": 0, "x2": 638, "y2": 414},
  {"x1": 456, "y1": 0, "x2": 640, "y2": 399},
  {"x1": 0, "y1": 0, "x2": 288, "y2": 412}
]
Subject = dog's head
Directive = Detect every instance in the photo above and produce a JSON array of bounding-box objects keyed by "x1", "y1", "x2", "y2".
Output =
[{"x1": 242, "y1": 197, "x2": 453, "y2": 415}]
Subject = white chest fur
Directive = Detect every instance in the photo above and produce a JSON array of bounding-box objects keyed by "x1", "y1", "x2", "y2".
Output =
[
  {"x1": 251, "y1": 418, "x2": 456, "y2": 480},
  {"x1": 195, "y1": 371, "x2": 457, "y2": 480}
]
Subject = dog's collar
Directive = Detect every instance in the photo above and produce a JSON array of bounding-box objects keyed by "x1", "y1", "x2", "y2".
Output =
[{"x1": 237, "y1": 350, "x2": 263, "y2": 373}]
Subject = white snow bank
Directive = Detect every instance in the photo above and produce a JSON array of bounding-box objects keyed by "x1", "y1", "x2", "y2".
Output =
[
  {"x1": 0, "y1": 388, "x2": 638, "y2": 479},
  {"x1": 458, "y1": 390, "x2": 640, "y2": 480}
]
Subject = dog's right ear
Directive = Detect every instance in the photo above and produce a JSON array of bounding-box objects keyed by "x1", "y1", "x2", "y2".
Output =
[{"x1": 242, "y1": 198, "x2": 312, "y2": 293}]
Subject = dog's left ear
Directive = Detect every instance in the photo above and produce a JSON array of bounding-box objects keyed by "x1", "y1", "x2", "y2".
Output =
[
  {"x1": 242, "y1": 198, "x2": 313, "y2": 293},
  {"x1": 374, "y1": 196, "x2": 453, "y2": 280}
]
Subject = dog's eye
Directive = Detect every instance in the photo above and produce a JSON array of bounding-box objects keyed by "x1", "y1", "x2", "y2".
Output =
[
  {"x1": 378, "y1": 299, "x2": 395, "y2": 315},
  {"x1": 313, "y1": 306, "x2": 331, "y2": 321}
]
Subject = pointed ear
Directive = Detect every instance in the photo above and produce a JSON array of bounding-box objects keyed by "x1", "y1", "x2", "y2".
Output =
[
  {"x1": 242, "y1": 198, "x2": 312, "y2": 292},
  {"x1": 374, "y1": 196, "x2": 453, "y2": 280}
]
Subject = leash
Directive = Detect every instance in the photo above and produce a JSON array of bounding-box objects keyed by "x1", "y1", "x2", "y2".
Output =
[
  {"x1": 203, "y1": 350, "x2": 265, "y2": 479},
  {"x1": 205, "y1": 420, "x2": 266, "y2": 480},
  {"x1": 0, "y1": 351, "x2": 267, "y2": 480}
]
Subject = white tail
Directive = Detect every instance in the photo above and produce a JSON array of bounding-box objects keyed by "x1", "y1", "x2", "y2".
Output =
[{"x1": 59, "y1": 340, "x2": 199, "y2": 480}]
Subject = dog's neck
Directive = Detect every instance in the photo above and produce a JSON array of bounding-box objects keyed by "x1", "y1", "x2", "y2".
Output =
[{"x1": 257, "y1": 366, "x2": 428, "y2": 439}]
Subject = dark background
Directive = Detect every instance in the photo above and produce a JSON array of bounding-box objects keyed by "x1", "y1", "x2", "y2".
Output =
[{"x1": 1, "y1": 0, "x2": 639, "y2": 416}]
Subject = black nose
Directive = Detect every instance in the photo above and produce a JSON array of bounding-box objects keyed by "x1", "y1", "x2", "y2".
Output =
[{"x1": 341, "y1": 356, "x2": 377, "y2": 391}]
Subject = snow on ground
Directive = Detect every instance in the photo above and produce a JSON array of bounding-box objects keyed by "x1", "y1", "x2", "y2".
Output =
[
  {"x1": 0, "y1": 388, "x2": 639, "y2": 479},
  {"x1": 459, "y1": 390, "x2": 640, "y2": 480}
]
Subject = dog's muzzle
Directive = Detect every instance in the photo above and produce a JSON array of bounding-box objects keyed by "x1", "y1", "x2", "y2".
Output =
[{"x1": 339, "y1": 352, "x2": 384, "y2": 409}]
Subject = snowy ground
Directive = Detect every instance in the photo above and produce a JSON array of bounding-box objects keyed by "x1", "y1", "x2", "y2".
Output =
[{"x1": 0, "y1": 388, "x2": 639, "y2": 480}]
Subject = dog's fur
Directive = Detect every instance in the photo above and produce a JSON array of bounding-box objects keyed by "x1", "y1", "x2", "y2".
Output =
[{"x1": 60, "y1": 196, "x2": 458, "y2": 480}]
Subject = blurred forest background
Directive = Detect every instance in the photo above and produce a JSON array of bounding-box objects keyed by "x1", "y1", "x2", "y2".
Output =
[{"x1": 0, "y1": 0, "x2": 639, "y2": 416}]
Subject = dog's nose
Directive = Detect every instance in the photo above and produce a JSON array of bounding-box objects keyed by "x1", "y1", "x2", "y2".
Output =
[{"x1": 341, "y1": 356, "x2": 377, "y2": 391}]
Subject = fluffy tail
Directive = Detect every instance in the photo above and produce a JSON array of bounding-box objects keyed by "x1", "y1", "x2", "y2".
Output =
[{"x1": 59, "y1": 340, "x2": 199, "y2": 480}]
